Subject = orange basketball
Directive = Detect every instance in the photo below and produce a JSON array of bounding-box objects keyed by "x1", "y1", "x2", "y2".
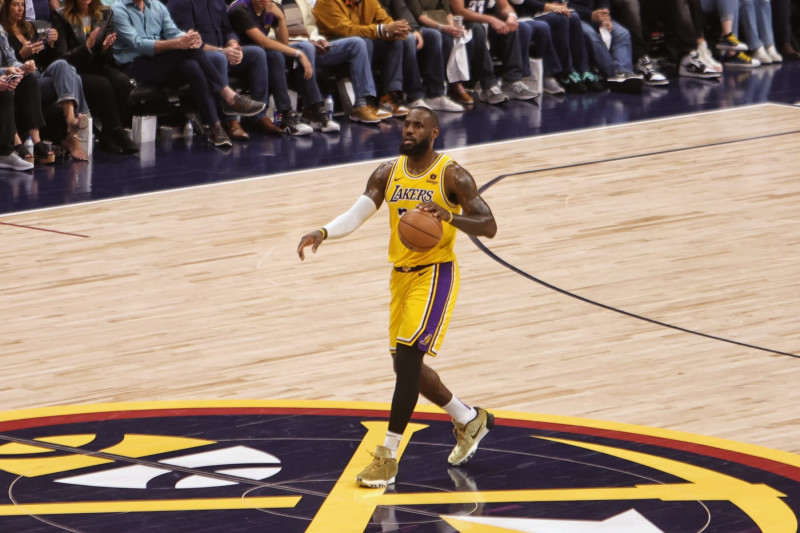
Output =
[{"x1": 398, "y1": 209, "x2": 443, "y2": 252}]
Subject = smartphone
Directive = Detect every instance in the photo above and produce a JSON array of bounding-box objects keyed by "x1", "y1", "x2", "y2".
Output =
[{"x1": 3, "y1": 73, "x2": 22, "y2": 82}]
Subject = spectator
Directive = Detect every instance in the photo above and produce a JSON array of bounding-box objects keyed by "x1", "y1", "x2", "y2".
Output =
[
  {"x1": 378, "y1": 0, "x2": 465, "y2": 111},
  {"x1": 51, "y1": 0, "x2": 139, "y2": 154},
  {"x1": 2, "y1": 0, "x2": 90, "y2": 160},
  {"x1": 228, "y1": 0, "x2": 327, "y2": 134},
  {"x1": 111, "y1": 0, "x2": 267, "y2": 148},
  {"x1": 640, "y1": 0, "x2": 721, "y2": 78},
  {"x1": 772, "y1": 0, "x2": 799, "y2": 59},
  {"x1": 449, "y1": 0, "x2": 538, "y2": 101},
  {"x1": 700, "y1": 0, "x2": 760, "y2": 67},
  {"x1": 402, "y1": 0, "x2": 474, "y2": 103},
  {"x1": 0, "y1": 72, "x2": 34, "y2": 171},
  {"x1": 511, "y1": 0, "x2": 605, "y2": 93},
  {"x1": 607, "y1": 0, "x2": 667, "y2": 84},
  {"x1": 569, "y1": 0, "x2": 644, "y2": 92},
  {"x1": 168, "y1": 0, "x2": 284, "y2": 140},
  {"x1": 287, "y1": 0, "x2": 392, "y2": 123},
  {"x1": 312, "y1": 0, "x2": 413, "y2": 117},
  {"x1": 740, "y1": 0, "x2": 782, "y2": 64}
]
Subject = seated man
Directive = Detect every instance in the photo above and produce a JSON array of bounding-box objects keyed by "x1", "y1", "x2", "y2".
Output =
[
  {"x1": 228, "y1": 0, "x2": 322, "y2": 135},
  {"x1": 378, "y1": 0, "x2": 465, "y2": 112},
  {"x1": 111, "y1": 0, "x2": 266, "y2": 147},
  {"x1": 449, "y1": 0, "x2": 539, "y2": 101},
  {"x1": 312, "y1": 0, "x2": 412, "y2": 117},
  {"x1": 568, "y1": 0, "x2": 644, "y2": 92},
  {"x1": 168, "y1": 0, "x2": 284, "y2": 139},
  {"x1": 290, "y1": 0, "x2": 392, "y2": 123}
]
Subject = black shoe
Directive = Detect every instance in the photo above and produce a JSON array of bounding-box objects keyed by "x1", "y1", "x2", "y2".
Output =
[
  {"x1": 206, "y1": 123, "x2": 233, "y2": 147},
  {"x1": 97, "y1": 132, "x2": 123, "y2": 154},
  {"x1": 557, "y1": 72, "x2": 587, "y2": 94},
  {"x1": 109, "y1": 128, "x2": 139, "y2": 154}
]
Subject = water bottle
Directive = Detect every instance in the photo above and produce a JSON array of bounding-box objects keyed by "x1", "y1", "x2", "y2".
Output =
[
  {"x1": 183, "y1": 120, "x2": 193, "y2": 138},
  {"x1": 24, "y1": 136, "x2": 34, "y2": 153},
  {"x1": 324, "y1": 94, "x2": 334, "y2": 122}
]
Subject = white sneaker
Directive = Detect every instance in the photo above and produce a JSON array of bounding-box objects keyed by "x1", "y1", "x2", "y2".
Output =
[
  {"x1": 542, "y1": 76, "x2": 565, "y2": 96},
  {"x1": 697, "y1": 40, "x2": 723, "y2": 72},
  {"x1": 0, "y1": 152, "x2": 34, "y2": 172},
  {"x1": 766, "y1": 45, "x2": 783, "y2": 63},
  {"x1": 502, "y1": 79, "x2": 539, "y2": 100},
  {"x1": 407, "y1": 98, "x2": 428, "y2": 109},
  {"x1": 752, "y1": 46, "x2": 772, "y2": 65},
  {"x1": 426, "y1": 95, "x2": 464, "y2": 112},
  {"x1": 679, "y1": 51, "x2": 721, "y2": 79}
]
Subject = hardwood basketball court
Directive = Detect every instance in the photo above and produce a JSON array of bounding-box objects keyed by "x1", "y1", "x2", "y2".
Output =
[{"x1": 1, "y1": 102, "x2": 799, "y2": 460}]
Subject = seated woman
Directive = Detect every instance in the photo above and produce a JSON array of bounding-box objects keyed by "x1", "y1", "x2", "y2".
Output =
[
  {"x1": 0, "y1": 26, "x2": 54, "y2": 164},
  {"x1": 1, "y1": 0, "x2": 90, "y2": 160},
  {"x1": 0, "y1": 73, "x2": 34, "y2": 171},
  {"x1": 52, "y1": 0, "x2": 139, "y2": 153}
]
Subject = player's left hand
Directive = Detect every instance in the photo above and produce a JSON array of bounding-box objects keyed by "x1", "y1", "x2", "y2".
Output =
[{"x1": 416, "y1": 202, "x2": 449, "y2": 221}]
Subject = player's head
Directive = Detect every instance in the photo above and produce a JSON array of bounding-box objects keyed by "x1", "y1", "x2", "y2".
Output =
[{"x1": 399, "y1": 107, "x2": 440, "y2": 158}]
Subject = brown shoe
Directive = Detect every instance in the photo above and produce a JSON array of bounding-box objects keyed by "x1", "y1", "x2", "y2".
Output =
[
  {"x1": 243, "y1": 116, "x2": 283, "y2": 135},
  {"x1": 449, "y1": 86, "x2": 474, "y2": 106},
  {"x1": 223, "y1": 119, "x2": 249, "y2": 141},
  {"x1": 349, "y1": 105, "x2": 381, "y2": 124}
]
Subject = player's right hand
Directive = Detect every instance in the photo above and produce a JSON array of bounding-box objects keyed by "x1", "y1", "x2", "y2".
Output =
[{"x1": 297, "y1": 230, "x2": 325, "y2": 260}]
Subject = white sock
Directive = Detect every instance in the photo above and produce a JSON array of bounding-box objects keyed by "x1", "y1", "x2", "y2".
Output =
[
  {"x1": 382, "y1": 431, "x2": 402, "y2": 458},
  {"x1": 442, "y1": 396, "x2": 477, "y2": 426}
]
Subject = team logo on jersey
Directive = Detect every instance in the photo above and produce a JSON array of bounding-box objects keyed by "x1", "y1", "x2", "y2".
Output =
[
  {"x1": 389, "y1": 185, "x2": 434, "y2": 203},
  {"x1": 0, "y1": 400, "x2": 798, "y2": 532}
]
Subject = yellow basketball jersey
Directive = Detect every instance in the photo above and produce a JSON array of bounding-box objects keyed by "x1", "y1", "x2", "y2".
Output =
[{"x1": 385, "y1": 153, "x2": 460, "y2": 267}]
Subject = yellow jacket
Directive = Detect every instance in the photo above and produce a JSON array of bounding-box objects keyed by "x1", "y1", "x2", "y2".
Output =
[{"x1": 312, "y1": 0, "x2": 394, "y2": 40}]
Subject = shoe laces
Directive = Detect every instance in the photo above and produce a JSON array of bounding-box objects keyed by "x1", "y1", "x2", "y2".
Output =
[
  {"x1": 568, "y1": 71, "x2": 582, "y2": 83},
  {"x1": 487, "y1": 84, "x2": 503, "y2": 95},
  {"x1": 734, "y1": 51, "x2": 752, "y2": 63},
  {"x1": 581, "y1": 71, "x2": 599, "y2": 82},
  {"x1": 725, "y1": 33, "x2": 742, "y2": 46}
]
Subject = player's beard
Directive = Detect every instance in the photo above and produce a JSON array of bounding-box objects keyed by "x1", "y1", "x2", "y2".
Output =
[{"x1": 399, "y1": 136, "x2": 432, "y2": 158}]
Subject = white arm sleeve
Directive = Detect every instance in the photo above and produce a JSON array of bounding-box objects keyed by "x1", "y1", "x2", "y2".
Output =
[{"x1": 323, "y1": 195, "x2": 379, "y2": 239}]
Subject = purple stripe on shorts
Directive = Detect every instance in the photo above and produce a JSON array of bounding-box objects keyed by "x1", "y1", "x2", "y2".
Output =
[{"x1": 416, "y1": 262, "x2": 454, "y2": 351}]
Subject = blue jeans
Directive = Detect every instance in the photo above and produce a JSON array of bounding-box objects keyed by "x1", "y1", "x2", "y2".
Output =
[
  {"x1": 317, "y1": 37, "x2": 377, "y2": 107},
  {"x1": 37, "y1": 59, "x2": 89, "y2": 115},
  {"x1": 398, "y1": 32, "x2": 425, "y2": 101},
  {"x1": 517, "y1": 18, "x2": 559, "y2": 76},
  {"x1": 740, "y1": 0, "x2": 775, "y2": 49},
  {"x1": 580, "y1": 20, "x2": 634, "y2": 76},
  {"x1": 290, "y1": 41, "x2": 323, "y2": 108},
  {"x1": 365, "y1": 37, "x2": 406, "y2": 94},
  {"x1": 207, "y1": 45, "x2": 269, "y2": 119},
  {"x1": 700, "y1": 0, "x2": 740, "y2": 27},
  {"x1": 317, "y1": 37, "x2": 378, "y2": 107},
  {"x1": 533, "y1": 11, "x2": 588, "y2": 74}
]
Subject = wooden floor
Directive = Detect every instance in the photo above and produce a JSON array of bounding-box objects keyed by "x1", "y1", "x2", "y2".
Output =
[{"x1": 2, "y1": 103, "x2": 799, "y2": 455}]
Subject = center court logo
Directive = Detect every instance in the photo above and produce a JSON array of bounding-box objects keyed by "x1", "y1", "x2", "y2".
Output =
[{"x1": 0, "y1": 400, "x2": 798, "y2": 532}]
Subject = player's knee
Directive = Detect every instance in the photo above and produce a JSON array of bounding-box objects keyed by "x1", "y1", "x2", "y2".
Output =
[{"x1": 393, "y1": 343, "x2": 424, "y2": 378}]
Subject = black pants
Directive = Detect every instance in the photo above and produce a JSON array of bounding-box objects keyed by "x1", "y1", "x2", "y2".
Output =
[
  {"x1": 0, "y1": 91, "x2": 15, "y2": 156},
  {"x1": 13, "y1": 75, "x2": 45, "y2": 136},
  {"x1": 81, "y1": 64, "x2": 132, "y2": 132},
  {"x1": 487, "y1": 22, "x2": 524, "y2": 82},
  {"x1": 123, "y1": 49, "x2": 225, "y2": 125},
  {"x1": 465, "y1": 22, "x2": 498, "y2": 87}
]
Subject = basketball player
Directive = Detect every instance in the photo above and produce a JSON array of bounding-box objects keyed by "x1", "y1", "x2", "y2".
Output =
[{"x1": 297, "y1": 106, "x2": 497, "y2": 488}]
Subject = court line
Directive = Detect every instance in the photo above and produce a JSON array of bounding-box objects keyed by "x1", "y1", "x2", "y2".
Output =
[
  {"x1": 0, "y1": 221, "x2": 88, "y2": 238},
  {"x1": 474, "y1": 128, "x2": 800, "y2": 359}
]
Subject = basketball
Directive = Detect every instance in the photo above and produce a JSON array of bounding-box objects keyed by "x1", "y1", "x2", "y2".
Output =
[{"x1": 398, "y1": 209, "x2": 443, "y2": 252}]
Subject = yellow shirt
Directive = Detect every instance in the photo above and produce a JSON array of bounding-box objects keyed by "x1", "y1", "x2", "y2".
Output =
[{"x1": 385, "y1": 153, "x2": 460, "y2": 267}]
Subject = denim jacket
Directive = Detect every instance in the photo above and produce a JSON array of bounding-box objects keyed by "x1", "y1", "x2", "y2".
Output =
[{"x1": 0, "y1": 28, "x2": 24, "y2": 74}]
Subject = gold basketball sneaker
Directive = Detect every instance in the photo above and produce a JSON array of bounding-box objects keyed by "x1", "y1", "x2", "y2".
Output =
[
  {"x1": 355, "y1": 445, "x2": 398, "y2": 488},
  {"x1": 448, "y1": 407, "x2": 494, "y2": 466}
]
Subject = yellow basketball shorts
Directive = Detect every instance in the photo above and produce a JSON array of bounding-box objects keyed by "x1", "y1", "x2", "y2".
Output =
[{"x1": 389, "y1": 261, "x2": 459, "y2": 357}]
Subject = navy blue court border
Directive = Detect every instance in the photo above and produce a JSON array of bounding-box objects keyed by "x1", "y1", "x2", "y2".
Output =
[{"x1": 472, "y1": 128, "x2": 800, "y2": 359}]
